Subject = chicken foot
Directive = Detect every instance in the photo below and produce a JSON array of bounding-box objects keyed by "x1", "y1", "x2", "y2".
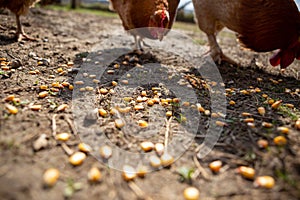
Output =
[
  {"x1": 16, "y1": 14, "x2": 37, "y2": 42},
  {"x1": 207, "y1": 34, "x2": 237, "y2": 66},
  {"x1": 134, "y1": 35, "x2": 151, "y2": 51}
]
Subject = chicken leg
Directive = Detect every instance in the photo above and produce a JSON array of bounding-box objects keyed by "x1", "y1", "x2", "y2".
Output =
[
  {"x1": 207, "y1": 34, "x2": 237, "y2": 65},
  {"x1": 15, "y1": 14, "x2": 36, "y2": 42}
]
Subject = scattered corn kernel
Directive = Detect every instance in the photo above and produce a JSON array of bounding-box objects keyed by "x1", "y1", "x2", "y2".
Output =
[
  {"x1": 182, "y1": 102, "x2": 190, "y2": 107},
  {"x1": 137, "y1": 96, "x2": 148, "y2": 103},
  {"x1": 203, "y1": 109, "x2": 211, "y2": 116},
  {"x1": 160, "y1": 153, "x2": 174, "y2": 167},
  {"x1": 147, "y1": 99, "x2": 155, "y2": 106},
  {"x1": 247, "y1": 122, "x2": 255, "y2": 128},
  {"x1": 229, "y1": 100, "x2": 236, "y2": 105},
  {"x1": 5, "y1": 95, "x2": 14, "y2": 101},
  {"x1": 209, "y1": 160, "x2": 222, "y2": 173},
  {"x1": 211, "y1": 113, "x2": 219, "y2": 118},
  {"x1": 38, "y1": 91, "x2": 49, "y2": 98},
  {"x1": 242, "y1": 112, "x2": 252, "y2": 117},
  {"x1": 112, "y1": 81, "x2": 118, "y2": 86},
  {"x1": 68, "y1": 85, "x2": 74, "y2": 90},
  {"x1": 155, "y1": 143, "x2": 164, "y2": 156},
  {"x1": 55, "y1": 133, "x2": 70, "y2": 142},
  {"x1": 149, "y1": 155, "x2": 161, "y2": 168},
  {"x1": 273, "y1": 136, "x2": 287, "y2": 146},
  {"x1": 121, "y1": 80, "x2": 129, "y2": 85},
  {"x1": 43, "y1": 168, "x2": 60, "y2": 187},
  {"x1": 271, "y1": 100, "x2": 282, "y2": 109},
  {"x1": 30, "y1": 105, "x2": 42, "y2": 111},
  {"x1": 262, "y1": 122, "x2": 273, "y2": 128},
  {"x1": 262, "y1": 94, "x2": 268, "y2": 98},
  {"x1": 122, "y1": 165, "x2": 136, "y2": 181},
  {"x1": 284, "y1": 103, "x2": 294, "y2": 109},
  {"x1": 183, "y1": 187, "x2": 200, "y2": 200},
  {"x1": 99, "y1": 88, "x2": 108, "y2": 95},
  {"x1": 123, "y1": 97, "x2": 133, "y2": 102},
  {"x1": 136, "y1": 165, "x2": 148, "y2": 178},
  {"x1": 75, "y1": 81, "x2": 84, "y2": 85},
  {"x1": 244, "y1": 118, "x2": 255, "y2": 123},
  {"x1": 5, "y1": 104, "x2": 18, "y2": 114},
  {"x1": 237, "y1": 166, "x2": 255, "y2": 179},
  {"x1": 51, "y1": 88, "x2": 60, "y2": 92},
  {"x1": 166, "y1": 111, "x2": 172, "y2": 117},
  {"x1": 257, "y1": 139, "x2": 268, "y2": 149},
  {"x1": 98, "y1": 108, "x2": 108, "y2": 117},
  {"x1": 134, "y1": 104, "x2": 144, "y2": 111},
  {"x1": 268, "y1": 99, "x2": 275, "y2": 105},
  {"x1": 57, "y1": 104, "x2": 68, "y2": 112},
  {"x1": 254, "y1": 176, "x2": 275, "y2": 189},
  {"x1": 85, "y1": 86, "x2": 94, "y2": 91},
  {"x1": 57, "y1": 68, "x2": 63, "y2": 73},
  {"x1": 140, "y1": 141, "x2": 154, "y2": 152},
  {"x1": 295, "y1": 119, "x2": 300, "y2": 130},
  {"x1": 257, "y1": 107, "x2": 266, "y2": 116},
  {"x1": 115, "y1": 119, "x2": 125, "y2": 129},
  {"x1": 99, "y1": 145, "x2": 112, "y2": 159},
  {"x1": 117, "y1": 107, "x2": 131, "y2": 113},
  {"x1": 141, "y1": 91, "x2": 147, "y2": 96},
  {"x1": 173, "y1": 98, "x2": 180, "y2": 103},
  {"x1": 61, "y1": 82, "x2": 70, "y2": 87},
  {"x1": 88, "y1": 167, "x2": 102, "y2": 182},
  {"x1": 138, "y1": 120, "x2": 148, "y2": 128},
  {"x1": 216, "y1": 121, "x2": 227, "y2": 127},
  {"x1": 78, "y1": 143, "x2": 92, "y2": 153},
  {"x1": 69, "y1": 152, "x2": 86, "y2": 166},
  {"x1": 277, "y1": 127, "x2": 289, "y2": 134},
  {"x1": 196, "y1": 104, "x2": 205, "y2": 113}
]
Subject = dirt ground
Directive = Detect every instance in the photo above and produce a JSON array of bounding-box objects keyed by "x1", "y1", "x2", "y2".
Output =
[{"x1": 0, "y1": 7, "x2": 300, "y2": 200}]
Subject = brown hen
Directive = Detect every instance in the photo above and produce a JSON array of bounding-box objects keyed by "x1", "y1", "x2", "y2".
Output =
[
  {"x1": 109, "y1": 0, "x2": 180, "y2": 50},
  {"x1": 0, "y1": 0, "x2": 40, "y2": 41},
  {"x1": 192, "y1": 0, "x2": 300, "y2": 69}
]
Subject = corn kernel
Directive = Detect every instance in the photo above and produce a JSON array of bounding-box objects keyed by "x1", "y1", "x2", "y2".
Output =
[
  {"x1": 99, "y1": 145, "x2": 112, "y2": 159},
  {"x1": 99, "y1": 88, "x2": 108, "y2": 95},
  {"x1": 88, "y1": 167, "x2": 102, "y2": 182},
  {"x1": 43, "y1": 168, "x2": 60, "y2": 187},
  {"x1": 121, "y1": 80, "x2": 128, "y2": 85},
  {"x1": 216, "y1": 121, "x2": 227, "y2": 127},
  {"x1": 134, "y1": 104, "x2": 144, "y2": 111},
  {"x1": 141, "y1": 91, "x2": 147, "y2": 96},
  {"x1": 295, "y1": 119, "x2": 300, "y2": 130},
  {"x1": 38, "y1": 91, "x2": 49, "y2": 98},
  {"x1": 160, "y1": 153, "x2": 174, "y2": 167},
  {"x1": 40, "y1": 85, "x2": 48, "y2": 90},
  {"x1": 57, "y1": 68, "x2": 63, "y2": 73},
  {"x1": 254, "y1": 176, "x2": 275, "y2": 189},
  {"x1": 117, "y1": 107, "x2": 131, "y2": 113},
  {"x1": 284, "y1": 103, "x2": 294, "y2": 109},
  {"x1": 57, "y1": 104, "x2": 68, "y2": 112},
  {"x1": 55, "y1": 133, "x2": 70, "y2": 142},
  {"x1": 242, "y1": 112, "x2": 252, "y2": 117},
  {"x1": 257, "y1": 107, "x2": 266, "y2": 116},
  {"x1": 68, "y1": 85, "x2": 74, "y2": 90},
  {"x1": 196, "y1": 104, "x2": 205, "y2": 113},
  {"x1": 271, "y1": 100, "x2": 282, "y2": 109},
  {"x1": 122, "y1": 165, "x2": 136, "y2": 181},
  {"x1": 75, "y1": 81, "x2": 84, "y2": 85},
  {"x1": 112, "y1": 81, "x2": 118, "y2": 86},
  {"x1": 209, "y1": 160, "x2": 222, "y2": 173},
  {"x1": 98, "y1": 108, "x2": 108, "y2": 117},
  {"x1": 237, "y1": 166, "x2": 255, "y2": 179},
  {"x1": 262, "y1": 122, "x2": 273, "y2": 128},
  {"x1": 78, "y1": 143, "x2": 92, "y2": 153},
  {"x1": 182, "y1": 101, "x2": 190, "y2": 107},
  {"x1": 5, "y1": 104, "x2": 18, "y2": 114},
  {"x1": 244, "y1": 118, "x2": 254, "y2": 123},
  {"x1": 140, "y1": 141, "x2": 154, "y2": 152},
  {"x1": 229, "y1": 100, "x2": 236, "y2": 105},
  {"x1": 136, "y1": 165, "x2": 148, "y2": 178},
  {"x1": 155, "y1": 143, "x2": 164, "y2": 156},
  {"x1": 273, "y1": 136, "x2": 287, "y2": 146},
  {"x1": 5, "y1": 95, "x2": 15, "y2": 102},
  {"x1": 30, "y1": 105, "x2": 42, "y2": 111},
  {"x1": 69, "y1": 152, "x2": 86, "y2": 166},
  {"x1": 149, "y1": 155, "x2": 161, "y2": 168},
  {"x1": 166, "y1": 111, "x2": 172, "y2": 117},
  {"x1": 138, "y1": 120, "x2": 148, "y2": 128},
  {"x1": 211, "y1": 113, "x2": 219, "y2": 118},
  {"x1": 257, "y1": 139, "x2": 268, "y2": 148},
  {"x1": 262, "y1": 94, "x2": 268, "y2": 98},
  {"x1": 62, "y1": 82, "x2": 70, "y2": 87},
  {"x1": 277, "y1": 127, "x2": 289, "y2": 134},
  {"x1": 147, "y1": 99, "x2": 155, "y2": 106},
  {"x1": 137, "y1": 96, "x2": 148, "y2": 103},
  {"x1": 183, "y1": 187, "x2": 200, "y2": 200},
  {"x1": 115, "y1": 119, "x2": 125, "y2": 129}
]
